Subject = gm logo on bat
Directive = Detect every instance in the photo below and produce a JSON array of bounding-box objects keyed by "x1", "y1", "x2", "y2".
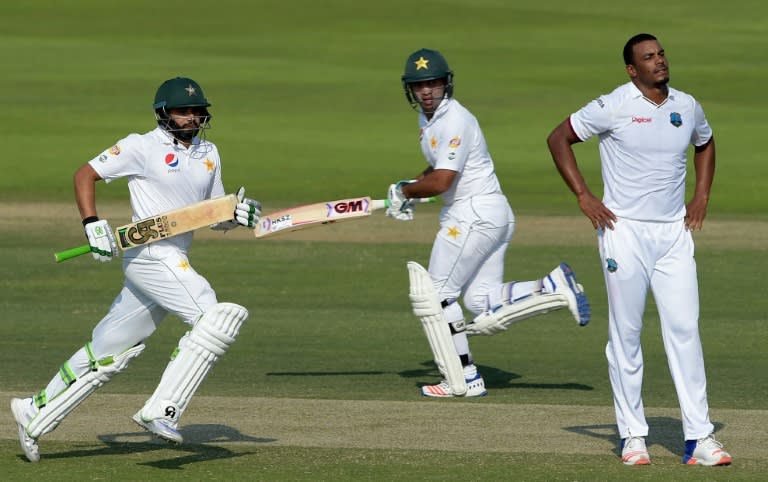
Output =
[{"x1": 327, "y1": 198, "x2": 368, "y2": 216}]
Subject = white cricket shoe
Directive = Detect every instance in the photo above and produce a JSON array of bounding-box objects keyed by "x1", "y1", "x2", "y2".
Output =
[
  {"x1": 421, "y1": 373, "x2": 487, "y2": 398},
  {"x1": 545, "y1": 262, "x2": 591, "y2": 326},
  {"x1": 621, "y1": 436, "x2": 651, "y2": 465},
  {"x1": 132, "y1": 411, "x2": 183, "y2": 445},
  {"x1": 11, "y1": 398, "x2": 40, "y2": 462},
  {"x1": 683, "y1": 433, "x2": 732, "y2": 466}
]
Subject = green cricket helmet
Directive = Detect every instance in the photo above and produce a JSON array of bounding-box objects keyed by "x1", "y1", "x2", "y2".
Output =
[
  {"x1": 401, "y1": 48, "x2": 454, "y2": 112},
  {"x1": 153, "y1": 77, "x2": 212, "y2": 141}
]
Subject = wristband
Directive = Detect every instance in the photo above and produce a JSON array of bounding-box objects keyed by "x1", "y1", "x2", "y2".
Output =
[{"x1": 82, "y1": 216, "x2": 99, "y2": 226}]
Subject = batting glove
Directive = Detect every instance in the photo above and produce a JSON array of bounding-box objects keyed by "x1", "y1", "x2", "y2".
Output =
[
  {"x1": 386, "y1": 180, "x2": 416, "y2": 221},
  {"x1": 83, "y1": 218, "x2": 118, "y2": 262},
  {"x1": 234, "y1": 186, "x2": 262, "y2": 228},
  {"x1": 211, "y1": 187, "x2": 262, "y2": 231}
]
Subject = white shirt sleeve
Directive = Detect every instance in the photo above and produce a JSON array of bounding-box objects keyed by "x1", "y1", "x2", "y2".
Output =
[
  {"x1": 691, "y1": 100, "x2": 713, "y2": 147},
  {"x1": 88, "y1": 133, "x2": 145, "y2": 183},
  {"x1": 569, "y1": 96, "x2": 614, "y2": 142}
]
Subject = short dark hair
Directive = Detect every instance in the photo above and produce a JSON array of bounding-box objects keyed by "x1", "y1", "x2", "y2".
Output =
[{"x1": 623, "y1": 33, "x2": 657, "y2": 66}]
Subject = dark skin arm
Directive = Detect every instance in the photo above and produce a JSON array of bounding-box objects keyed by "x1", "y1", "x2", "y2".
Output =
[
  {"x1": 400, "y1": 166, "x2": 457, "y2": 198},
  {"x1": 546, "y1": 118, "x2": 617, "y2": 230},
  {"x1": 685, "y1": 137, "x2": 715, "y2": 231},
  {"x1": 73, "y1": 163, "x2": 103, "y2": 221}
]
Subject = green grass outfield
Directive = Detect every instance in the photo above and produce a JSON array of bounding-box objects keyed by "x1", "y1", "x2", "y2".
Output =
[{"x1": 2, "y1": 0, "x2": 767, "y2": 480}]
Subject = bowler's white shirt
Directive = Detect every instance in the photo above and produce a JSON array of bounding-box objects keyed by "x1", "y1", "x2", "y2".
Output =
[
  {"x1": 418, "y1": 98, "x2": 502, "y2": 206},
  {"x1": 569, "y1": 82, "x2": 712, "y2": 222},
  {"x1": 88, "y1": 127, "x2": 225, "y2": 250}
]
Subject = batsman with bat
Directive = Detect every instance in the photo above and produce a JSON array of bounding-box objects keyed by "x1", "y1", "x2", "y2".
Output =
[
  {"x1": 389, "y1": 49, "x2": 592, "y2": 398},
  {"x1": 11, "y1": 77, "x2": 260, "y2": 462}
]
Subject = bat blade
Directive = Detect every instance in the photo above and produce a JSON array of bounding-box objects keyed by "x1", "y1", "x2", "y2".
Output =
[
  {"x1": 54, "y1": 194, "x2": 238, "y2": 263},
  {"x1": 253, "y1": 196, "x2": 435, "y2": 239},
  {"x1": 253, "y1": 196, "x2": 376, "y2": 239}
]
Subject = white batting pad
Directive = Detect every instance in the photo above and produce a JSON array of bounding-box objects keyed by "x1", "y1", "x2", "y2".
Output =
[
  {"x1": 136, "y1": 302, "x2": 248, "y2": 425},
  {"x1": 407, "y1": 261, "x2": 467, "y2": 396},
  {"x1": 466, "y1": 293, "x2": 568, "y2": 336},
  {"x1": 27, "y1": 343, "x2": 146, "y2": 438}
]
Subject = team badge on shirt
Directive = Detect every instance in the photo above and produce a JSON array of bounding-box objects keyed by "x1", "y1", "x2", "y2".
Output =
[
  {"x1": 430, "y1": 136, "x2": 438, "y2": 149},
  {"x1": 670, "y1": 112, "x2": 683, "y2": 127}
]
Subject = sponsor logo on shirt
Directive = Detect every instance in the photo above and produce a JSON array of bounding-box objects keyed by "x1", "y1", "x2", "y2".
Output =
[
  {"x1": 632, "y1": 116, "x2": 653, "y2": 124},
  {"x1": 109, "y1": 145, "x2": 121, "y2": 156},
  {"x1": 670, "y1": 112, "x2": 682, "y2": 127},
  {"x1": 449, "y1": 136, "x2": 461, "y2": 148},
  {"x1": 165, "y1": 153, "x2": 179, "y2": 167},
  {"x1": 606, "y1": 258, "x2": 618, "y2": 273}
]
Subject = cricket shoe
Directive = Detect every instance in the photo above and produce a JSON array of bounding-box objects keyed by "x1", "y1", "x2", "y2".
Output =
[
  {"x1": 545, "y1": 262, "x2": 591, "y2": 326},
  {"x1": 11, "y1": 397, "x2": 40, "y2": 462},
  {"x1": 621, "y1": 436, "x2": 651, "y2": 465},
  {"x1": 132, "y1": 411, "x2": 183, "y2": 445},
  {"x1": 683, "y1": 433, "x2": 732, "y2": 466},
  {"x1": 421, "y1": 373, "x2": 487, "y2": 397}
]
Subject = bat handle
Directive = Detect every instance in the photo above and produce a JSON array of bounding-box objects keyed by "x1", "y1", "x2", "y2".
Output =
[
  {"x1": 377, "y1": 196, "x2": 437, "y2": 209},
  {"x1": 54, "y1": 244, "x2": 91, "y2": 263}
]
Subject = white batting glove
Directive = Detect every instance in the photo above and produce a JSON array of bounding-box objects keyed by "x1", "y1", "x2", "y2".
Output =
[
  {"x1": 83, "y1": 219, "x2": 118, "y2": 262},
  {"x1": 211, "y1": 187, "x2": 262, "y2": 231},
  {"x1": 234, "y1": 187, "x2": 262, "y2": 228},
  {"x1": 386, "y1": 180, "x2": 416, "y2": 221}
]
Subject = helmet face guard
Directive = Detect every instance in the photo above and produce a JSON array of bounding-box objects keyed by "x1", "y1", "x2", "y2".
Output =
[
  {"x1": 401, "y1": 48, "x2": 454, "y2": 113},
  {"x1": 153, "y1": 77, "x2": 212, "y2": 141}
]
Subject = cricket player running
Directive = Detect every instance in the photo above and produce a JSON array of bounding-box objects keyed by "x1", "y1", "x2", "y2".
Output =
[
  {"x1": 11, "y1": 77, "x2": 261, "y2": 462},
  {"x1": 387, "y1": 49, "x2": 591, "y2": 398},
  {"x1": 547, "y1": 34, "x2": 732, "y2": 466}
]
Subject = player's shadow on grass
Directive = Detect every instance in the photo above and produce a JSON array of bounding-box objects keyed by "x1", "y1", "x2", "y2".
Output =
[
  {"x1": 39, "y1": 425, "x2": 275, "y2": 469},
  {"x1": 401, "y1": 361, "x2": 593, "y2": 391},
  {"x1": 564, "y1": 418, "x2": 726, "y2": 457}
]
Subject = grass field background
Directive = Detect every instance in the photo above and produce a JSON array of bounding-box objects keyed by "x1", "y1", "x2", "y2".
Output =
[{"x1": 1, "y1": 0, "x2": 766, "y2": 479}]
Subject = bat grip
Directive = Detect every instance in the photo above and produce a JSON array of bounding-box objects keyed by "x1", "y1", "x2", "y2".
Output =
[{"x1": 54, "y1": 244, "x2": 91, "y2": 263}]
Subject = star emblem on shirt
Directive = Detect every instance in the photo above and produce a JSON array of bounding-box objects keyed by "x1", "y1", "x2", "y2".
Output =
[
  {"x1": 447, "y1": 226, "x2": 461, "y2": 239},
  {"x1": 178, "y1": 259, "x2": 191, "y2": 271},
  {"x1": 430, "y1": 136, "x2": 437, "y2": 149},
  {"x1": 203, "y1": 158, "x2": 214, "y2": 172},
  {"x1": 185, "y1": 84, "x2": 197, "y2": 96},
  {"x1": 414, "y1": 56, "x2": 429, "y2": 70}
]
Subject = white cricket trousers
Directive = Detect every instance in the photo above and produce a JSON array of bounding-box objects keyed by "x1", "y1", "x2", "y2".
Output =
[
  {"x1": 599, "y1": 218, "x2": 714, "y2": 440},
  {"x1": 40, "y1": 242, "x2": 217, "y2": 402},
  {"x1": 428, "y1": 193, "x2": 515, "y2": 322}
]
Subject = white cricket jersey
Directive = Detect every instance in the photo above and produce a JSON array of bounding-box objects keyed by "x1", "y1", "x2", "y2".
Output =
[
  {"x1": 569, "y1": 82, "x2": 712, "y2": 222},
  {"x1": 418, "y1": 98, "x2": 502, "y2": 206},
  {"x1": 88, "y1": 127, "x2": 225, "y2": 250}
]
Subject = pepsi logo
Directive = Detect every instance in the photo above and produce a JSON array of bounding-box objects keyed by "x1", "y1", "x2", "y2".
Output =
[{"x1": 165, "y1": 153, "x2": 179, "y2": 167}]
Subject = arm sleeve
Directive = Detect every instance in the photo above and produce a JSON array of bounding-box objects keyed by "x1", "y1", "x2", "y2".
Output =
[
  {"x1": 208, "y1": 146, "x2": 226, "y2": 199},
  {"x1": 87, "y1": 134, "x2": 145, "y2": 183},
  {"x1": 432, "y1": 119, "x2": 470, "y2": 173},
  {"x1": 569, "y1": 96, "x2": 614, "y2": 142},
  {"x1": 691, "y1": 100, "x2": 713, "y2": 147}
]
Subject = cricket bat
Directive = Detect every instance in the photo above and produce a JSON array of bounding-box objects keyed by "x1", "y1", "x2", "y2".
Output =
[
  {"x1": 54, "y1": 194, "x2": 238, "y2": 262},
  {"x1": 253, "y1": 196, "x2": 435, "y2": 239}
]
